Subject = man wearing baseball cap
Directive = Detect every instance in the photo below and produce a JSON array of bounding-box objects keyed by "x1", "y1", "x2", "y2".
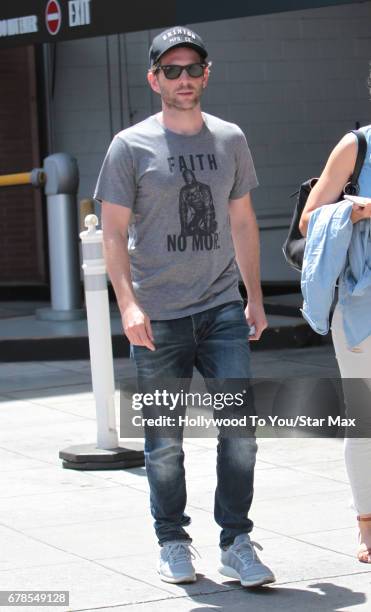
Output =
[{"x1": 94, "y1": 26, "x2": 274, "y2": 588}]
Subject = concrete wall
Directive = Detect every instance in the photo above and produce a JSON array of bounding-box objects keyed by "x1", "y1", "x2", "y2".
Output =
[{"x1": 52, "y1": 1, "x2": 371, "y2": 281}]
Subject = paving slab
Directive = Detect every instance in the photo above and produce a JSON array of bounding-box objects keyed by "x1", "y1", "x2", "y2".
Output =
[
  {"x1": 0, "y1": 464, "x2": 119, "y2": 499},
  {"x1": 85, "y1": 464, "x2": 150, "y2": 493},
  {"x1": 0, "y1": 485, "x2": 149, "y2": 531},
  {"x1": 252, "y1": 465, "x2": 349, "y2": 500},
  {"x1": 294, "y1": 527, "x2": 368, "y2": 559},
  {"x1": 0, "y1": 419, "x2": 97, "y2": 447},
  {"x1": 0, "y1": 525, "x2": 79, "y2": 572},
  {"x1": 1, "y1": 383, "x2": 92, "y2": 401},
  {"x1": 0, "y1": 362, "x2": 68, "y2": 377},
  {"x1": 0, "y1": 400, "x2": 88, "y2": 428},
  {"x1": 23, "y1": 515, "x2": 157, "y2": 561},
  {"x1": 0, "y1": 373, "x2": 92, "y2": 393},
  {"x1": 252, "y1": 488, "x2": 355, "y2": 537},
  {"x1": 256, "y1": 437, "x2": 346, "y2": 466},
  {"x1": 0, "y1": 447, "x2": 54, "y2": 472},
  {"x1": 280, "y1": 458, "x2": 348, "y2": 483},
  {"x1": 0, "y1": 559, "x2": 172, "y2": 612},
  {"x1": 94, "y1": 573, "x2": 370, "y2": 612}
]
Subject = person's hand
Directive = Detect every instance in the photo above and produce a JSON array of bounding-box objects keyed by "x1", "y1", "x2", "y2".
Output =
[
  {"x1": 351, "y1": 201, "x2": 371, "y2": 224},
  {"x1": 244, "y1": 301, "x2": 268, "y2": 341},
  {"x1": 121, "y1": 302, "x2": 155, "y2": 350}
]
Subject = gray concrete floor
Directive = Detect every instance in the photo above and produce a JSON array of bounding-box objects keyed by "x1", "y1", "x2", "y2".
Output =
[{"x1": 0, "y1": 346, "x2": 370, "y2": 611}]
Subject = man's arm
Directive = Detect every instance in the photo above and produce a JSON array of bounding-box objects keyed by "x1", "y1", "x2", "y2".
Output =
[
  {"x1": 101, "y1": 201, "x2": 155, "y2": 350},
  {"x1": 229, "y1": 192, "x2": 267, "y2": 341}
]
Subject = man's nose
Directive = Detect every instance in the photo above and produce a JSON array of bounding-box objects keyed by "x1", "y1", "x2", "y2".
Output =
[{"x1": 178, "y1": 67, "x2": 192, "y2": 81}]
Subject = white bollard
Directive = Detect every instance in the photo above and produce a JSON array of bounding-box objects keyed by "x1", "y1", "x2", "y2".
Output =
[
  {"x1": 59, "y1": 213, "x2": 144, "y2": 469},
  {"x1": 80, "y1": 214, "x2": 118, "y2": 449}
]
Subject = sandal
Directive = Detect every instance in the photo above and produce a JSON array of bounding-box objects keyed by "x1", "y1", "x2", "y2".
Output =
[{"x1": 357, "y1": 515, "x2": 371, "y2": 563}]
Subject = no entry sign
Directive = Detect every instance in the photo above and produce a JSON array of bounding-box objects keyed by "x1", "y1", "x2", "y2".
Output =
[{"x1": 45, "y1": 0, "x2": 61, "y2": 35}]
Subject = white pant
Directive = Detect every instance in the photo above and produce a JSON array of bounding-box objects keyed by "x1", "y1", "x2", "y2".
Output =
[{"x1": 331, "y1": 304, "x2": 371, "y2": 514}]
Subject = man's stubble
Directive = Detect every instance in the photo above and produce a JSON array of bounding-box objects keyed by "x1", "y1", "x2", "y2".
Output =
[{"x1": 160, "y1": 82, "x2": 204, "y2": 112}]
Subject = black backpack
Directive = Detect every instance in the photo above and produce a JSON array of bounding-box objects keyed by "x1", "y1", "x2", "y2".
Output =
[{"x1": 282, "y1": 130, "x2": 367, "y2": 272}]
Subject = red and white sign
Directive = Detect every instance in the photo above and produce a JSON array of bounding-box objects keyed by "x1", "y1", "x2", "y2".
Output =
[{"x1": 45, "y1": 0, "x2": 62, "y2": 35}]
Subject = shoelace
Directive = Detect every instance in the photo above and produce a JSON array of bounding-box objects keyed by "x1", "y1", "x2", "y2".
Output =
[
  {"x1": 232, "y1": 540, "x2": 263, "y2": 568},
  {"x1": 164, "y1": 542, "x2": 201, "y2": 565}
]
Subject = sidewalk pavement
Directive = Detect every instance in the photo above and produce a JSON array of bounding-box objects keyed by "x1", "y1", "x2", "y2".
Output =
[{"x1": 0, "y1": 345, "x2": 370, "y2": 611}]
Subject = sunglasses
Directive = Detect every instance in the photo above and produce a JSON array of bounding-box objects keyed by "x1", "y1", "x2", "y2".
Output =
[{"x1": 153, "y1": 62, "x2": 211, "y2": 80}]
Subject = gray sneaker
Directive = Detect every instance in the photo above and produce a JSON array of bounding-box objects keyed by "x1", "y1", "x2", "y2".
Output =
[
  {"x1": 219, "y1": 533, "x2": 275, "y2": 587},
  {"x1": 158, "y1": 541, "x2": 197, "y2": 584}
]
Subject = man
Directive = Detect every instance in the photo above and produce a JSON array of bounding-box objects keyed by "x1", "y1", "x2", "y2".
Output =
[{"x1": 94, "y1": 25, "x2": 275, "y2": 588}]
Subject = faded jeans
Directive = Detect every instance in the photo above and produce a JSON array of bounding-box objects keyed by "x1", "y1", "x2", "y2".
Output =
[{"x1": 131, "y1": 301, "x2": 257, "y2": 548}]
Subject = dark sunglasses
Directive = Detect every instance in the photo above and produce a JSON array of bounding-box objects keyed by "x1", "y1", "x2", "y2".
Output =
[{"x1": 153, "y1": 62, "x2": 211, "y2": 80}]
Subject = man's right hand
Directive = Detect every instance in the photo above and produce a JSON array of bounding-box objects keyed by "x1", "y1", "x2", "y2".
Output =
[{"x1": 121, "y1": 302, "x2": 155, "y2": 351}]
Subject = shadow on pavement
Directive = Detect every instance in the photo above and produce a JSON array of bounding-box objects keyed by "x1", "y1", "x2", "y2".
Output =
[{"x1": 170, "y1": 578, "x2": 366, "y2": 611}]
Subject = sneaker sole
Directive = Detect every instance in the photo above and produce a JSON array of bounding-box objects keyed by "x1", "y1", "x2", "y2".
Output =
[
  {"x1": 218, "y1": 564, "x2": 275, "y2": 587},
  {"x1": 158, "y1": 570, "x2": 197, "y2": 584}
]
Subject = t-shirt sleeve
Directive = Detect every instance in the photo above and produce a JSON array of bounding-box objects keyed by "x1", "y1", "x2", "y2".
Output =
[
  {"x1": 93, "y1": 136, "x2": 136, "y2": 209},
  {"x1": 229, "y1": 129, "x2": 259, "y2": 200}
]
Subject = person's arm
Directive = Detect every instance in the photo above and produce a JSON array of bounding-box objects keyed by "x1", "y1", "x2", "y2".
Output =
[
  {"x1": 299, "y1": 133, "x2": 371, "y2": 236},
  {"x1": 229, "y1": 192, "x2": 267, "y2": 341},
  {"x1": 101, "y1": 201, "x2": 155, "y2": 350}
]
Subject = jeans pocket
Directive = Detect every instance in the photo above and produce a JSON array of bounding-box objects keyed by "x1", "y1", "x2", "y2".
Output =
[
  {"x1": 218, "y1": 301, "x2": 246, "y2": 320},
  {"x1": 220, "y1": 302, "x2": 250, "y2": 335}
]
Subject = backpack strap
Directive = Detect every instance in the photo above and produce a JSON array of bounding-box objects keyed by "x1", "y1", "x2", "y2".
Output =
[{"x1": 350, "y1": 129, "x2": 367, "y2": 186}]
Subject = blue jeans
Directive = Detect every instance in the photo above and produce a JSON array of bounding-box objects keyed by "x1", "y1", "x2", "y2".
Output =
[{"x1": 131, "y1": 301, "x2": 257, "y2": 548}]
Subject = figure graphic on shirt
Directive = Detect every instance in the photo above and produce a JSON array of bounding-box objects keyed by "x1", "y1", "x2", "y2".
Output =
[{"x1": 179, "y1": 169, "x2": 217, "y2": 236}]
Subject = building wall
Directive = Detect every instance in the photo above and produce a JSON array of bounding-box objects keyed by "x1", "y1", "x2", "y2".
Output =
[
  {"x1": 0, "y1": 46, "x2": 45, "y2": 285},
  {"x1": 52, "y1": 1, "x2": 371, "y2": 281}
]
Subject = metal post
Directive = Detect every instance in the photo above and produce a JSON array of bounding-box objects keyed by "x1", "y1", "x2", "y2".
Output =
[
  {"x1": 36, "y1": 153, "x2": 84, "y2": 321},
  {"x1": 59, "y1": 214, "x2": 144, "y2": 470}
]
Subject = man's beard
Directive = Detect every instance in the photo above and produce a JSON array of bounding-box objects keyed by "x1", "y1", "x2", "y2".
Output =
[{"x1": 161, "y1": 85, "x2": 203, "y2": 111}]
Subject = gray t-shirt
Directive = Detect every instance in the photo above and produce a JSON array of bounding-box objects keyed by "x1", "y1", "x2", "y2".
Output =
[{"x1": 94, "y1": 112, "x2": 258, "y2": 319}]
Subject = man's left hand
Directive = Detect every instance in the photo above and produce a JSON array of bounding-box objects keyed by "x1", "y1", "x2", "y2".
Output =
[{"x1": 245, "y1": 301, "x2": 268, "y2": 341}]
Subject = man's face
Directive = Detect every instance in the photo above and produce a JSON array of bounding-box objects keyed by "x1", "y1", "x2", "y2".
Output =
[{"x1": 148, "y1": 47, "x2": 209, "y2": 111}]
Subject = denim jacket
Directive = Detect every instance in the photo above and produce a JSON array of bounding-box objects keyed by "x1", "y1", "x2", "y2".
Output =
[{"x1": 301, "y1": 200, "x2": 371, "y2": 349}]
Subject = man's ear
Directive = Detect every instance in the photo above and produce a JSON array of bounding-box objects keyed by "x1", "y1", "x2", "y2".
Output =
[
  {"x1": 147, "y1": 70, "x2": 160, "y2": 94},
  {"x1": 202, "y1": 66, "x2": 210, "y2": 89}
]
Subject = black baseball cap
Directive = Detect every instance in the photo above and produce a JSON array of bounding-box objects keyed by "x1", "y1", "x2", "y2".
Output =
[{"x1": 149, "y1": 26, "x2": 208, "y2": 67}]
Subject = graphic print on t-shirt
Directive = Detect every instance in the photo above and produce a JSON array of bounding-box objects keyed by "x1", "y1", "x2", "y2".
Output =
[{"x1": 167, "y1": 168, "x2": 220, "y2": 253}]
